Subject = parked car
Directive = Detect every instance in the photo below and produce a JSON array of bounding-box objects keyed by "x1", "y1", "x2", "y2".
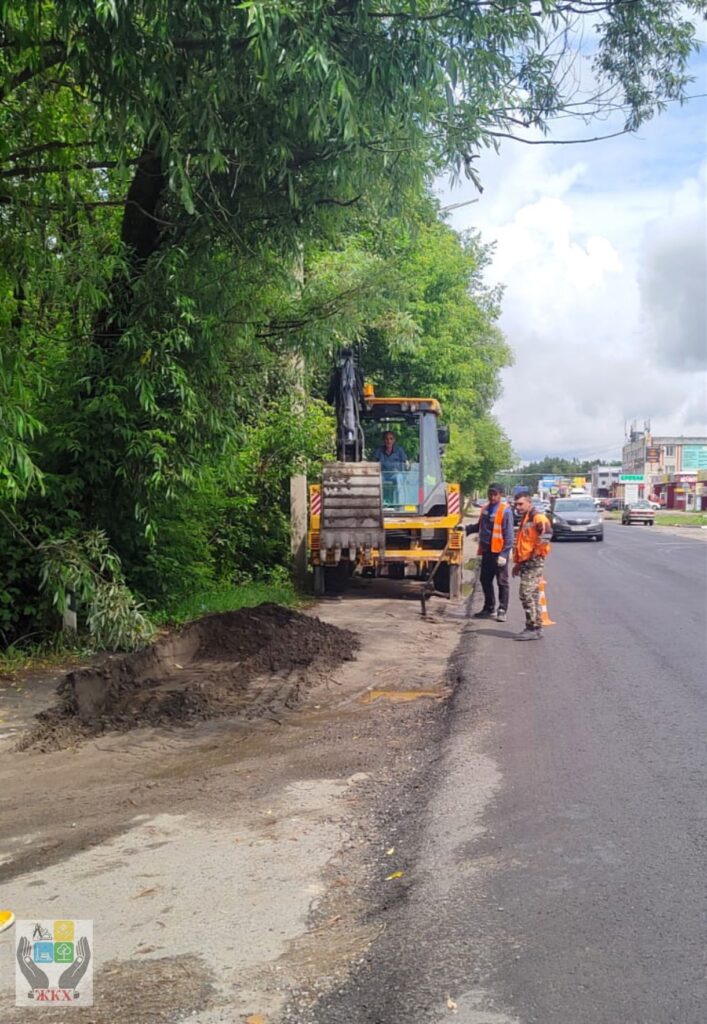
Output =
[
  {"x1": 648, "y1": 500, "x2": 661, "y2": 511},
  {"x1": 605, "y1": 498, "x2": 624, "y2": 512},
  {"x1": 621, "y1": 500, "x2": 656, "y2": 525},
  {"x1": 550, "y1": 498, "x2": 603, "y2": 542}
]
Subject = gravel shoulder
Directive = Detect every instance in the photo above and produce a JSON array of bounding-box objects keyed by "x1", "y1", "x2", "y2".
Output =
[{"x1": 0, "y1": 571, "x2": 472, "y2": 1023}]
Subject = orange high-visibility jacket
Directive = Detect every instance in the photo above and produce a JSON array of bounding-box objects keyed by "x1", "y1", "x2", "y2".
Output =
[
  {"x1": 481, "y1": 501, "x2": 511, "y2": 555},
  {"x1": 514, "y1": 509, "x2": 551, "y2": 563}
]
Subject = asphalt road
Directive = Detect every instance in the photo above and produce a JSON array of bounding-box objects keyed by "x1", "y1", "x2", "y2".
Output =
[{"x1": 301, "y1": 521, "x2": 707, "y2": 1024}]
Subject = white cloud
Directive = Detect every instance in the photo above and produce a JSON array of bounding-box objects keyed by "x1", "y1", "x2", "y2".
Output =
[
  {"x1": 639, "y1": 164, "x2": 707, "y2": 372},
  {"x1": 441, "y1": 97, "x2": 707, "y2": 461}
]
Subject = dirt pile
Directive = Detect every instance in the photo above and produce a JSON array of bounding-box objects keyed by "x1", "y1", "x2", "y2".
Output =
[{"x1": 20, "y1": 604, "x2": 358, "y2": 750}]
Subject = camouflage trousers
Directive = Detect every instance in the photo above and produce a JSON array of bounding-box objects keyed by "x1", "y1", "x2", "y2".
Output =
[{"x1": 518, "y1": 557, "x2": 545, "y2": 628}]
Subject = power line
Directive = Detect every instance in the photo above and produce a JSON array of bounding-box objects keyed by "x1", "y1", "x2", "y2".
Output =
[{"x1": 495, "y1": 467, "x2": 620, "y2": 478}]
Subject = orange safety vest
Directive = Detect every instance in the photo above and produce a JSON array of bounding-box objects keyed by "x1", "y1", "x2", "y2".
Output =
[
  {"x1": 514, "y1": 509, "x2": 551, "y2": 563},
  {"x1": 479, "y1": 501, "x2": 509, "y2": 555}
]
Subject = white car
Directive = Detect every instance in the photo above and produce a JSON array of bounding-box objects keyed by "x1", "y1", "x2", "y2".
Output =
[{"x1": 648, "y1": 500, "x2": 661, "y2": 511}]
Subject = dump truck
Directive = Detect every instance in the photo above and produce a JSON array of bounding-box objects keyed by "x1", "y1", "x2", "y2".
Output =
[{"x1": 309, "y1": 351, "x2": 463, "y2": 598}]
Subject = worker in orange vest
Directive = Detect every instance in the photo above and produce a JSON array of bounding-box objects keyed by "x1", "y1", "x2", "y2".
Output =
[
  {"x1": 466, "y1": 483, "x2": 514, "y2": 622},
  {"x1": 512, "y1": 492, "x2": 552, "y2": 640}
]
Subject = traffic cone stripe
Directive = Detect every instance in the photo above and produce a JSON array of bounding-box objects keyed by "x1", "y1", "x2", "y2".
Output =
[{"x1": 539, "y1": 578, "x2": 556, "y2": 626}]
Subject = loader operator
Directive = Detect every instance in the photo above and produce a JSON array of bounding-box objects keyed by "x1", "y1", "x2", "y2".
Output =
[
  {"x1": 466, "y1": 483, "x2": 514, "y2": 622},
  {"x1": 372, "y1": 431, "x2": 408, "y2": 471},
  {"x1": 372, "y1": 431, "x2": 409, "y2": 506}
]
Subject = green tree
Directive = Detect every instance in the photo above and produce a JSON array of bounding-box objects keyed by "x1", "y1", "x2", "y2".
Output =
[{"x1": 1, "y1": 1, "x2": 704, "y2": 645}]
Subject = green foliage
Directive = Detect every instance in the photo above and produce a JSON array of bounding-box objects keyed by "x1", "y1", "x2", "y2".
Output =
[
  {"x1": 311, "y1": 205, "x2": 515, "y2": 491},
  {"x1": 155, "y1": 576, "x2": 301, "y2": 628},
  {"x1": 361, "y1": 221, "x2": 510, "y2": 413},
  {"x1": 0, "y1": 1, "x2": 703, "y2": 649},
  {"x1": 39, "y1": 530, "x2": 153, "y2": 651},
  {"x1": 446, "y1": 418, "x2": 515, "y2": 497},
  {"x1": 127, "y1": 392, "x2": 334, "y2": 605}
]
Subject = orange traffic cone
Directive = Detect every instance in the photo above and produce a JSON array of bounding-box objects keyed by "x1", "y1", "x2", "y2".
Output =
[{"x1": 539, "y1": 578, "x2": 556, "y2": 626}]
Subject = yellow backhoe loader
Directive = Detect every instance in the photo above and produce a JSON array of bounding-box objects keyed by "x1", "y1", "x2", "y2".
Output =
[{"x1": 309, "y1": 350, "x2": 463, "y2": 599}]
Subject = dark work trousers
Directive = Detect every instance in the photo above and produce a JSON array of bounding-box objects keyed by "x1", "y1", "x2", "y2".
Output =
[{"x1": 479, "y1": 551, "x2": 509, "y2": 612}]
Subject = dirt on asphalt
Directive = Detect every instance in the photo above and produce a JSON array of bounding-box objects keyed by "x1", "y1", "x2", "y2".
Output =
[
  {"x1": 18, "y1": 604, "x2": 358, "y2": 752},
  {"x1": 0, "y1": 567, "x2": 474, "y2": 1024}
]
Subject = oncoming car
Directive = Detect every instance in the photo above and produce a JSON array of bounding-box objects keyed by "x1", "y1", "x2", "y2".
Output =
[{"x1": 551, "y1": 498, "x2": 603, "y2": 542}]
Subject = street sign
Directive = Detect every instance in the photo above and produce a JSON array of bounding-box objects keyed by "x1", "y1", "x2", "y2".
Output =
[{"x1": 620, "y1": 474, "x2": 643, "y2": 482}]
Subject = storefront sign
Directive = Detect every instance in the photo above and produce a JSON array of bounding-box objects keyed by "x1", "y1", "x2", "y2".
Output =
[
  {"x1": 620, "y1": 474, "x2": 644, "y2": 482},
  {"x1": 682, "y1": 445, "x2": 707, "y2": 471}
]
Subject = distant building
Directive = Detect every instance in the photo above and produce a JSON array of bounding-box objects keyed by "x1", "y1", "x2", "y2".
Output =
[
  {"x1": 621, "y1": 429, "x2": 707, "y2": 510},
  {"x1": 591, "y1": 466, "x2": 621, "y2": 498}
]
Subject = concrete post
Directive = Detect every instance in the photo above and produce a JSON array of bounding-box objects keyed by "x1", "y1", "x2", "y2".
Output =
[
  {"x1": 289, "y1": 246, "x2": 308, "y2": 588},
  {"x1": 290, "y1": 473, "x2": 308, "y2": 587},
  {"x1": 62, "y1": 591, "x2": 77, "y2": 634}
]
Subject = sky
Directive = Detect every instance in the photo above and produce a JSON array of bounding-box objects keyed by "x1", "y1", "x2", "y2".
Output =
[{"x1": 441, "y1": 43, "x2": 707, "y2": 463}]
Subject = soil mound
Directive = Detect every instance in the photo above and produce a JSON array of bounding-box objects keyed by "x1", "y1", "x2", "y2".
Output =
[{"x1": 20, "y1": 604, "x2": 358, "y2": 751}]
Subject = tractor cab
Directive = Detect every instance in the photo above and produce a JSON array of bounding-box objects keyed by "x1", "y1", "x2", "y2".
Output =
[{"x1": 361, "y1": 398, "x2": 449, "y2": 517}]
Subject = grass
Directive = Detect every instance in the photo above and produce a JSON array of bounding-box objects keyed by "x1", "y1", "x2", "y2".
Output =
[
  {"x1": 153, "y1": 578, "x2": 303, "y2": 627},
  {"x1": 602, "y1": 510, "x2": 706, "y2": 526},
  {"x1": 0, "y1": 578, "x2": 304, "y2": 677},
  {"x1": 654, "y1": 511, "x2": 707, "y2": 528},
  {"x1": 0, "y1": 635, "x2": 95, "y2": 680}
]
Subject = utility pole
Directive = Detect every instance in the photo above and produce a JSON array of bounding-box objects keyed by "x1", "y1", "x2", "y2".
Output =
[
  {"x1": 289, "y1": 249, "x2": 308, "y2": 588},
  {"x1": 290, "y1": 462, "x2": 308, "y2": 588}
]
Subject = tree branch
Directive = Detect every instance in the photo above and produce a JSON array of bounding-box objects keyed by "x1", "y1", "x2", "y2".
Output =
[
  {"x1": 0, "y1": 157, "x2": 143, "y2": 179},
  {"x1": 1, "y1": 139, "x2": 95, "y2": 164},
  {"x1": 485, "y1": 127, "x2": 630, "y2": 144},
  {"x1": 0, "y1": 45, "x2": 66, "y2": 102}
]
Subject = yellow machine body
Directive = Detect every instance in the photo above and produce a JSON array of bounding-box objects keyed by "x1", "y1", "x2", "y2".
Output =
[{"x1": 308, "y1": 393, "x2": 463, "y2": 597}]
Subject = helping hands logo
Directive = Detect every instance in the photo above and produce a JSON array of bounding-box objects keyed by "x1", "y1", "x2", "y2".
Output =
[{"x1": 15, "y1": 919, "x2": 93, "y2": 1007}]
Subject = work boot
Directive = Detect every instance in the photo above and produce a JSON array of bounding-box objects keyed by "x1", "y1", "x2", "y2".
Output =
[
  {"x1": 514, "y1": 626, "x2": 539, "y2": 641},
  {"x1": 474, "y1": 608, "x2": 494, "y2": 619},
  {"x1": 496, "y1": 609, "x2": 507, "y2": 622}
]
